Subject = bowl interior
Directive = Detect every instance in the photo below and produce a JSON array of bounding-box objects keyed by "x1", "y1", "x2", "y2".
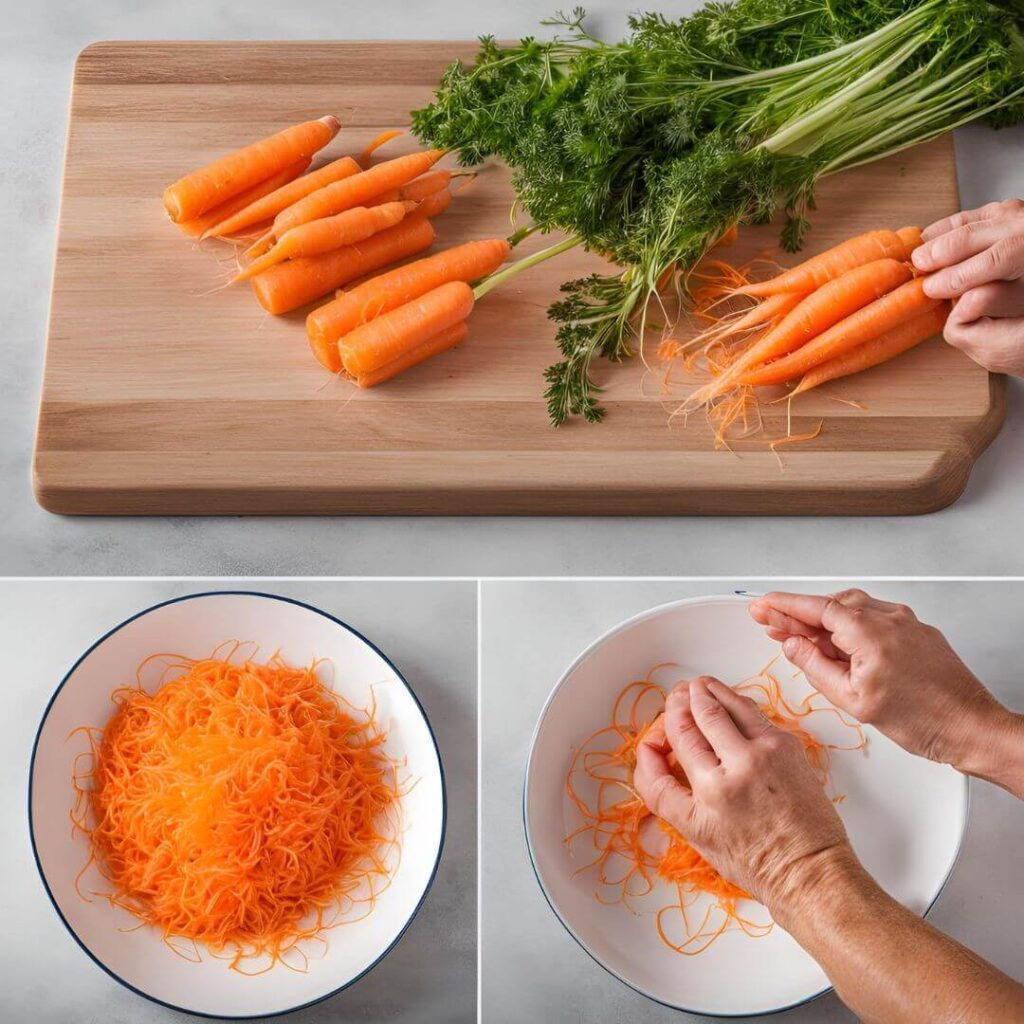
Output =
[
  {"x1": 525, "y1": 596, "x2": 966, "y2": 1017},
  {"x1": 31, "y1": 592, "x2": 444, "y2": 1019}
]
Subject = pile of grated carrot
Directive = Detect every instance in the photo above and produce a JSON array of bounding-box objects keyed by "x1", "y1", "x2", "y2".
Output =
[
  {"x1": 565, "y1": 662, "x2": 865, "y2": 955},
  {"x1": 70, "y1": 646, "x2": 401, "y2": 973}
]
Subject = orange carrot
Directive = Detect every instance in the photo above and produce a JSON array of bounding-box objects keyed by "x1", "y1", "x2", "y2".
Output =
[
  {"x1": 791, "y1": 305, "x2": 949, "y2": 396},
  {"x1": 693, "y1": 258, "x2": 914, "y2": 403},
  {"x1": 360, "y1": 171, "x2": 458, "y2": 212},
  {"x1": 306, "y1": 238, "x2": 510, "y2": 371},
  {"x1": 233, "y1": 201, "x2": 415, "y2": 283},
  {"x1": 740, "y1": 276, "x2": 939, "y2": 387},
  {"x1": 736, "y1": 227, "x2": 921, "y2": 297},
  {"x1": 251, "y1": 216, "x2": 436, "y2": 315},
  {"x1": 710, "y1": 291, "x2": 805, "y2": 338},
  {"x1": 163, "y1": 116, "x2": 340, "y2": 222},
  {"x1": 248, "y1": 149, "x2": 446, "y2": 258},
  {"x1": 415, "y1": 189, "x2": 452, "y2": 220},
  {"x1": 353, "y1": 321, "x2": 469, "y2": 387},
  {"x1": 175, "y1": 160, "x2": 310, "y2": 238},
  {"x1": 399, "y1": 169, "x2": 455, "y2": 202},
  {"x1": 358, "y1": 130, "x2": 404, "y2": 167},
  {"x1": 341, "y1": 281, "x2": 475, "y2": 377},
  {"x1": 201, "y1": 155, "x2": 361, "y2": 240}
]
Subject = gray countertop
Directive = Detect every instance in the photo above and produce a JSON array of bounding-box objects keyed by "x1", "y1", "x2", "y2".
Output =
[
  {"x1": 5, "y1": 1, "x2": 1024, "y2": 576},
  {"x1": 479, "y1": 580, "x2": 1024, "y2": 1023},
  {"x1": 0, "y1": 580, "x2": 477, "y2": 1023}
]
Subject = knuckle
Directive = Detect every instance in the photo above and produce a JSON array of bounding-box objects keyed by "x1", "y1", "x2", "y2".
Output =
[
  {"x1": 943, "y1": 319, "x2": 973, "y2": 351},
  {"x1": 953, "y1": 286, "x2": 988, "y2": 321},
  {"x1": 758, "y1": 731, "x2": 786, "y2": 755},
  {"x1": 1002, "y1": 198, "x2": 1024, "y2": 214}
]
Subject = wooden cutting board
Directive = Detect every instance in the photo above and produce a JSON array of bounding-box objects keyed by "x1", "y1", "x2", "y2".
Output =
[{"x1": 34, "y1": 41, "x2": 1005, "y2": 515}]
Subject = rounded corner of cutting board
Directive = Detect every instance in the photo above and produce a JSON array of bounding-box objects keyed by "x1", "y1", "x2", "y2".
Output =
[{"x1": 892, "y1": 376, "x2": 1006, "y2": 515}]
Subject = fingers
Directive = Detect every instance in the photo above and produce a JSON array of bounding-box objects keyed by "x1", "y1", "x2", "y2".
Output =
[
  {"x1": 750, "y1": 592, "x2": 832, "y2": 630},
  {"x1": 750, "y1": 599, "x2": 846, "y2": 660},
  {"x1": 765, "y1": 627, "x2": 846, "y2": 662},
  {"x1": 703, "y1": 678, "x2": 772, "y2": 740},
  {"x1": 634, "y1": 735, "x2": 694, "y2": 829},
  {"x1": 688, "y1": 677, "x2": 748, "y2": 758},
  {"x1": 919, "y1": 199, "x2": 1023, "y2": 243},
  {"x1": 921, "y1": 235, "x2": 1024, "y2": 300},
  {"x1": 949, "y1": 280, "x2": 1024, "y2": 323},
  {"x1": 781, "y1": 634, "x2": 851, "y2": 706},
  {"x1": 664, "y1": 682, "x2": 719, "y2": 782},
  {"x1": 944, "y1": 313, "x2": 1024, "y2": 375},
  {"x1": 912, "y1": 218, "x2": 1022, "y2": 274}
]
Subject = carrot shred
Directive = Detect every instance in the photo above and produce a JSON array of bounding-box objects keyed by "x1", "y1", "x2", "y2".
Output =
[
  {"x1": 565, "y1": 662, "x2": 864, "y2": 955},
  {"x1": 69, "y1": 645, "x2": 403, "y2": 972},
  {"x1": 358, "y1": 130, "x2": 404, "y2": 168}
]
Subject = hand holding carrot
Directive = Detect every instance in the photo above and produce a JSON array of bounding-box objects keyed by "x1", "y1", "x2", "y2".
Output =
[
  {"x1": 749, "y1": 590, "x2": 1024, "y2": 796},
  {"x1": 632, "y1": 676, "x2": 852, "y2": 912},
  {"x1": 912, "y1": 200, "x2": 1024, "y2": 375}
]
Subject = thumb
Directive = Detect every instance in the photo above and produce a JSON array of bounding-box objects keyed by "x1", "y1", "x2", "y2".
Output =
[{"x1": 782, "y1": 635, "x2": 850, "y2": 706}]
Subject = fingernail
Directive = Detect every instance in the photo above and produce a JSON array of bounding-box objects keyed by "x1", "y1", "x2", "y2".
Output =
[
  {"x1": 689, "y1": 677, "x2": 712, "y2": 702},
  {"x1": 782, "y1": 636, "x2": 800, "y2": 656},
  {"x1": 910, "y1": 245, "x2": 930, "y2": 269}
]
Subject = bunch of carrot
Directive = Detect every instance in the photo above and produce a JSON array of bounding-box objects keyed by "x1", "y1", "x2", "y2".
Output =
[
  {"x1": 164, "y1": 116, "x2": 512, "y2": 385},
  {"x1": 669, "y1": 227, "x2": 950, "y2": 437}
]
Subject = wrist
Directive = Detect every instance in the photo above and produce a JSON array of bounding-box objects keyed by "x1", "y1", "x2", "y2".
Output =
[
  {"x1": 956, "y1": 707, "x2": 1024, "y2": 797},
  {"x1": 765, "y1": 843, "x2": 868, "y2": 931}
]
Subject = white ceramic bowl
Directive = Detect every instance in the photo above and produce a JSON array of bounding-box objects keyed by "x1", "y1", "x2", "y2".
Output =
[
  {"x1": 525, "y1": 594, "x2": 968, "y2": 1017},
  {"x1": 30, "y1": 591, "x2": 446, "y2": 1019}
]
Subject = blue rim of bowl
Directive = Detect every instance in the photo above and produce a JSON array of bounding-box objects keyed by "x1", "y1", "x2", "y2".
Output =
[
  {"x1": 522, "y1": 593, "x2": 970, "y2": 1018},
  {"x1": 28, "y1": 589, "x2": 448, "y2": 1021}
]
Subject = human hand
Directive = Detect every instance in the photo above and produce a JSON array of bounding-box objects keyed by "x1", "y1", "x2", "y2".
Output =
[
  {"x1": 911, "y1": 200, "x2": 1024, "y2": 375},
  {"x1": 749, "y1": 590, "x2": 1018, "y2": 780},
  {"x1": 632, "y1": 676, "x2": 853, "y2": 914}
]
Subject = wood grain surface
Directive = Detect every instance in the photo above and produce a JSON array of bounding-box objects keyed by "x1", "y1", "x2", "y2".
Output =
[{"x1": 34, "y1": 41, "x2": 1005, "y2": 515}]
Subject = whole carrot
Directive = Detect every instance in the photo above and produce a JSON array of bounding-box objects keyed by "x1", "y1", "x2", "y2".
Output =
[
  {"x1": 791, "y1": 306, "x2": 949, "y2": 396},
  {"x1": 201, "y1": 155, "x2": 360, "y2": 240},
  {"x1": 354, "y1": 321, "x2": 469, "y2": 388},
  {"x1": 233, "y1": 201, "x2": 416, "y2": 283},
  {"x1": 736, "y1": 227, "x2": 921, "y2": 298},
  {"x1": 248, "y1": 149, "x2": 446, "y2": 257},
  {"x1": 251, "y1": 217, "x2": 436, "y2": 315},
  {"x1": 175, "y1": 159, "x2": 310, "y2": 238},
  {"x1": 364, "y1": 169, "x2": 460, "y2": 210},
  {"x1": 415, "y1": 189, "x2": 452, "y2": 220},
  {"x1": 163, "y1": 115, "x2": 340, "y2": 222},
  {"x1": 306, "y1": 238, "x2": 510, "y2": 371},
  {"x1": 740, "y1": 276, "x2": 940, "y2": 387},
  {"x1": 340, "y1": 281, "x2": 476, "y2": 377}
]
